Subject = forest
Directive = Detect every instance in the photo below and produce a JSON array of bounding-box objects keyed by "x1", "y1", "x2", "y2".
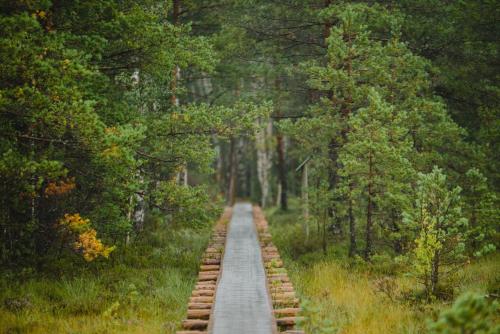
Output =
[{"x1": 0, "y1": 0, "x2": 498, "y2": 333}]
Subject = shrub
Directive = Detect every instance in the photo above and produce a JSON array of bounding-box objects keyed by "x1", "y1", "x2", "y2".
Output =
[{"x1": 428, "y1": 292, "x2": 499, "y2": 334}]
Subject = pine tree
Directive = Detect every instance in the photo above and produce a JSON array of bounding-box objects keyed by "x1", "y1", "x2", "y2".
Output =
[
  {"x1": 340, "y1": 89, "x2": 413, "y2": 259},
  {"x1": 404, "y1": 167, "x2": 468, "y2": 298}
]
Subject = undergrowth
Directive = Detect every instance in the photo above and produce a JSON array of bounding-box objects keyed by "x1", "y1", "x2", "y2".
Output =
[
  {"x1": 0, "y1": 216, "x2": 212, "y2": 334},
  {"x1": 265, "y1": 198, "x2": 499, "y2": 334}
]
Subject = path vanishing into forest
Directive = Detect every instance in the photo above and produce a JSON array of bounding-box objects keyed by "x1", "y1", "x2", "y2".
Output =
[
  {"x1": 211, "y1": 203, "x2": 275, "y2": 334},
  {"x1": 178, "y1": 202, "x2": 303, "y2": 334}
]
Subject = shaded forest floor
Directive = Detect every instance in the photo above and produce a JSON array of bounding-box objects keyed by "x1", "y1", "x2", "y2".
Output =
[
  {"x1": 265, "y1": 198, "x2": 500, "y2": 334},
  {"x1": 0, "y1": 219, "x2": 211, "y2": 334}
]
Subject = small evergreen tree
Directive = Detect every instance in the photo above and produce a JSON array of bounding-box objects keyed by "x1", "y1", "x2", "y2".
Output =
[
  {"x1": 340, "y1": 89, "x2": 413, "y2": 259},
  {"x1": 404, "y1": 167, "x2": 468, "y2": 299}
]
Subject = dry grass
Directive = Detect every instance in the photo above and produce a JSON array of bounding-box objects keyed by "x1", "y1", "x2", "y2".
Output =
[
  {"x1": 292, "y1": 261, "x2": 423, "y2": 334},
  {"x1": 265, "y1": 199, "x2": 499, "y2": 334}
]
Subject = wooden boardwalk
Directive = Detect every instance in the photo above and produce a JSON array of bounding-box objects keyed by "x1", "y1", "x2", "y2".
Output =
[{"x1": 177, "y1": 203, "x2": 304, "y2": 334}]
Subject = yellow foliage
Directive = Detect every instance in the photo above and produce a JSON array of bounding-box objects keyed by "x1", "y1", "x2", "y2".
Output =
[
  {"x1": 74, "y1": 229, "x2": 115, "y2": 262},
  {"x1": 59, "y1": 213, "x2": 115, "y2": 261},
  {"x1": 102, "y1": 144, "x2": 121, "y2": 158},
  {"x1": 105, "y1": 126, "x2": 119, "y2": 134},
  {"x1": 45, "y1": 177, "x2": 75, "y2": 197},
  {"x1": 59, "y1": 213, "x2": 90, "y2": 232}
]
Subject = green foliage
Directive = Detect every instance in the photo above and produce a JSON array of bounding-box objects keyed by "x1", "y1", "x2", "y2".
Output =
[
  {"x1": 0, "y1": 0, "x2": 270, "y2": 267},
  {"x1": 462, "y1": 168, "x2": 498, "y2": 257},
  {"x1": 428, "y1": 292, "x2": 500, "y2": 334},
  {"x1": 404, "y1": 167, "x2": 468, "y2": 299},
  {"x1": 0, "y1": 219, "x2": 210, "y2": 333}
]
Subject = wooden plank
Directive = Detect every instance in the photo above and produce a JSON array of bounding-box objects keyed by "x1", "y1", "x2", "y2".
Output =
[
  {"x1": 187, "y1": 309, "x2": 211, "y2": 320},
  {"x1": 189, "y1": 296, "x2": 214, "y2": 303},
  {"x1": 273, "y1": 308, "x2": 301, "y2": 317},
  {"x1": 182, "y1": 319, "x2": 209, "y2": 330},
  {"x1": 276, "y1": 317, "x2": 305, "y2": 327},
  {"x1": 187, "y1": 303, "x2": 212, "y2": 309}
]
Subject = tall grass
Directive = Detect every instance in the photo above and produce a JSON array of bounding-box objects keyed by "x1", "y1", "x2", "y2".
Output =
[
  {"x1": 0, "y1": 222, "x2": 211, "y2": 334},
  {"x1": 265, "y1": 199, "x2": 499, "y2": 334}
]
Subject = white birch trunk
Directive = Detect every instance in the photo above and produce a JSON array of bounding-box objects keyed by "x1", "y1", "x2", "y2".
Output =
[{"x1": 255, "y1": 118, "x2": 273, "y2": 208}]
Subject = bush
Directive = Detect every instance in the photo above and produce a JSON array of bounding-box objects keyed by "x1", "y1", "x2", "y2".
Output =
[{"x1": 428, "y1": 292, "x2": 499, "y2": 334}]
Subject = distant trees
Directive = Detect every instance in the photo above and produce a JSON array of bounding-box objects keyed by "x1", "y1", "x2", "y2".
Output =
[
  {"x1": 264, "y1": 2, "x2": 499, "y2": 300},
  {"x1": 0, "y1": 0, "x2": 264, "y2": 266},
  {"x1": 1, "y1": 0, "x2": 497, "y2": 293}
]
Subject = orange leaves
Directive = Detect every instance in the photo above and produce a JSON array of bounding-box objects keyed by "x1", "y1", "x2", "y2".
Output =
[
  {"x1": 44, "y1": 177, "x2": 75, "y2": 197},
  {"x1": 59, "y1": 213, "x2": 89, "y2": 232},
  {"x1": 58, "y1": 213, "x2": 115, "y2": 261},
  {"x1": 74, "y1": 229, "x2": 115, "y2": 262}
]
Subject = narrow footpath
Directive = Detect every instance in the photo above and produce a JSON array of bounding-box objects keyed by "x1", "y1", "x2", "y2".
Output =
[
  {"x1": 177, "y1": 203, "x2": 303, "y2": 334},
  {"x1": 211, "y1": 202, "x2": 275, "y2": 334}
]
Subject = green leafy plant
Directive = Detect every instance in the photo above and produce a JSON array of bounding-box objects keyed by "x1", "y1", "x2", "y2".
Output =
[{"x1": 428, "y1": 292, "x2": 500, "y2": 334}]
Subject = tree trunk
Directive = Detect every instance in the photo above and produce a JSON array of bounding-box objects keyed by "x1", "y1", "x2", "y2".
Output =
[
  {"x1": 322, "y1": 209, "x2": 327, "y2": 255},
  {"x1": 170, "y1": 0, "x2": 181, "y2": 107},
  {"x1": 214, "y1": 138, "x2": 224, "y2": 194},
  {"x1": 171, "y1": 0, "x2": 188, "y2": 185},
  {"x1": 302, "y1": 162, "x2": 310, "y2": 241},
  {"x1": 364, "y1": 152, "x2": 374, "y2": 260},
  {"x1": 391, "y1": 210, "x2": 403, "y2": 254},
  {"x1": 227, "y1": 137, "x2": 237, "y2": 206},
  {"x1": 255, "y1": 118, "x2": 273, "y2": 208},
  {"x1": 470, "y1": 206, "x2": 478, "y2": 253},
  {"x1": 274, "y1": 77, "x2": 288, "y2": 211},
  {"x1": 348, "y1": 182, "x2": 356, "y2": 257},
  {"x1": 276, "y1": 133, "x2": 288, "y2": 210},
  {"x1": 430, "y1": 250, "x2": 440, "y2": 297}
]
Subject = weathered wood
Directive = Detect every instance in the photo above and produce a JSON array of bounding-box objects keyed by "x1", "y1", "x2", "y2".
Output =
[
  {"x1": 187, "y1": 303, "x2": 212, "y2": 309},
  {"x1": 276, "y1": 317, "x2": 305, "y2": 327},
  {"x1": 202, "y1": 259, "x2": 220, "y2": 265},
  {"x1": 191, "y1": 290, "x2": 214, "y2": 297},
  {"x1": 200, "y1": 264, "x2": 219, "y2": 271},
  {"x1": 198, "y1": 270, "x2": 219, "y2": 276},
  {"x1": 189, "y1": 296, "x2": 214, "y2": 303},
  {"x1": 187, "y1": 309, "x2": 211, "y2": 320},
  {"x1": 181, "y1": 319, "x2": 209, "y2": 330},
  {"x1": 272, "y1": 298, "x2": 299, "y2": 307},
  {"x1": 273, "y1": 308, "x2": 301, "y2": 317},
  {"x1": 196, "y1": 280, "x2": 216, "y2": 284},
  {"x1": 194, "y1": 285, "x2": 215, "y2": 289},
  {"x1": 268, "y1": 275, "x2": 290, "y2": 283},
  {"x1": 271, "y1": 291, "x2": 296, "y2": 299},
  {"x1": 198, "y1": 274, "x2": 218, "y2": 281},
  {"x1": 270, "y1": 286, "x2": 295, "y2": 292}
]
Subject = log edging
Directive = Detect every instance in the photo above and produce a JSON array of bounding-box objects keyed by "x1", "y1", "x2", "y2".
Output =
[
  {"x1": 177, "y1": 207, "x2": 232, "y2": 334},
  {"x1": 253, "y1": 206, "x2": 305, "y2": 334}
]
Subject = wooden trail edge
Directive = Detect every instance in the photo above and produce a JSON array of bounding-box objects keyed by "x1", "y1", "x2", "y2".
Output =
[
  {"x1": 177, "y1": 207, "x2": 232, "y2": 334},
  {"x1": 254, "y1": 206, "x2": 305, "y2": 334}
]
